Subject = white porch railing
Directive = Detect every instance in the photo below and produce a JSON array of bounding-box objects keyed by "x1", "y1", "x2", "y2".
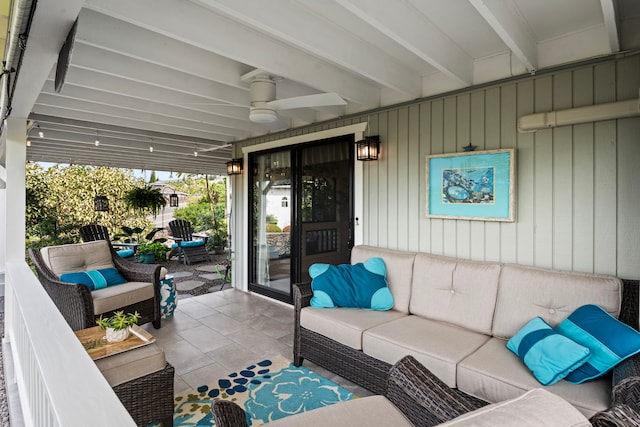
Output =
[{"x1": 5, "y1": 261, "x2": 136, "y2": 426}]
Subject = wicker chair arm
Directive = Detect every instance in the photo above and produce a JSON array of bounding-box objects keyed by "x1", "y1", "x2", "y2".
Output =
[
  {"x1": 386, "y1": 355, "x2": 488, "y2": 426},
  {"x1": 293, "y1": 282, "x2": 313, "y2": 312},
  {"x1": 110, "y1": 245, "x2": 161, "y2": 283},
  {"x1": 213, "y1": 400, "x2": 249, "y2": 427},
  {"x1": 589, "y1": 404, "x2": 640, "y2": 426}
]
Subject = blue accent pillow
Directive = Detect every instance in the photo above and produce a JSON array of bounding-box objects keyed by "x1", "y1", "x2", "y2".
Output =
[
  {"x1": 171, "y1": 240, "x2": 205, "y2": 249},
  {"x1": 117, "y1": 249, "x2": 135, "y2": 258},
  {"x1": 60, "y1": 268, "x2": 127, "y2": 291},
  {"x1": 309, "y1": 257, "x2": 394, "y2": 310},
  {"x1": 507, "y1": 317, "x2": 590, "y2": 386},
  {"x1": 556, "y1": 304, "x2": 640, "y2": 384}
]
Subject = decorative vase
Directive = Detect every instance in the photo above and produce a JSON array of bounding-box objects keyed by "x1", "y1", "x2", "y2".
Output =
[{"x1": 105, "y1": 327, "x2": 130, "y2": 343}]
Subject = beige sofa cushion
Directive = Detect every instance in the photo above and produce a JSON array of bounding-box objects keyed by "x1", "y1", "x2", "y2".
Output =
[
  {"x1": 351, "y1": 245, "x2": 415, "y2": 314},
  {"x1": 40, "y1": 240, "x2": 115, "y2": 275},
  {"x1": 438, "y1": 388, "x2": 590, "y2": 427},
  {"x1": 95, "y1": 341, "x2": 166, "y2": 387},
  {"x1": 362, "y1": 316, "x2": 490, "y2": 387},
  {"x1": 266, "y1": 395, "x2": 413, "y2": 427},
  {"x1": 92, "y1": 281, "x2": 156, "y2": 315},
  {"x1": 301, "y1": 306, "x2": 406, "y2": 350},
  {"x1": 410, "y1": 254, "x2": 501, "y2": 335},
  {"x1": 456, "y1": 337, "x2": 610, "y2": 418},
  {"x1": 492, "y1": 264, "x2": 622, "y2": 339}
]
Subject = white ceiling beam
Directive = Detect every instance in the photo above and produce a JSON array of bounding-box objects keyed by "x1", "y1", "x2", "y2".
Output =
[
  {"x1": 84, "y1": 0, "x2": 380, "y2": 108},
  {"x1": 70, "y1": 43, "x2": 249, "y2": 106},
  {"x1": 32, "y1": 104, "x2": 231, "y2": 142},
  {"x1": 469, "y1": 0, "x2": 538, "y2": 73},
  {"x1": 600, "y1": 0, "x2": 620, "y2": 52},
  {"x1": 57, "y1": 68, "x2": 250, "y2": 121},
  {"x1": 195, "y1": 0, "x2": 421, "y2": 99},
  {"x1": 35, "y1": 94, "x2": 244, "y2": 140},
  {"x1": 40, "y1": 81, "x2": 267, "y2": 135},
  {"x1": 337, "y1": 0, "x2": 473, "y2": 86},
  {"x1": 76, "y1": 8, "x2": 250, "y2": 89}
]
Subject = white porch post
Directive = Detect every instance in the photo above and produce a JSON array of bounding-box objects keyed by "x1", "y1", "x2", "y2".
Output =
[{"x1": 3, "y1": 117, "x2": 27, "y2": 333}]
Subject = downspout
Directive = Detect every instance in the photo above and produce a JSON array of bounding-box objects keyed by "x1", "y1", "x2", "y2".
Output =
[{"x1": 0, "y1": 0, "x2": 35, "y2": 124}]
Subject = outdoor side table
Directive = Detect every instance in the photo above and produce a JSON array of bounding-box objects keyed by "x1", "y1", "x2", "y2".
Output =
[{"x1": 160, "y1": 274, "x2": 177, "y2": 319}]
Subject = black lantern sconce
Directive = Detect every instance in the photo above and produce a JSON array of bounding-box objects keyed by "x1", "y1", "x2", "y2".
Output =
[
  {"x1": 356, "y1": 136, "x2": 380, "y2": 161},
  {"x1": 227, "y1": 158, "x2": 243, "y2": 175},
  {"x1": 169, "y1": 193, "x2": 179, "y2": 207},
  {"x1": 94, "y1": 194, "x2": 109, "y2": 212}
]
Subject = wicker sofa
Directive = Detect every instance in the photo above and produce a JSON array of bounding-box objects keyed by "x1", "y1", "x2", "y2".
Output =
[
  {"x1": 214, "y1": 355, "x2": 639, "y2": 427},
  {"x1": 293, "y1": 245, "x2": 640, "y2": 420}
]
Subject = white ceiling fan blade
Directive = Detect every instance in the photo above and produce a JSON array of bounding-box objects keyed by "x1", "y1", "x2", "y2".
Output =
[{"x1": 267, "y1": 92, "x2": 346, "y2": 110}]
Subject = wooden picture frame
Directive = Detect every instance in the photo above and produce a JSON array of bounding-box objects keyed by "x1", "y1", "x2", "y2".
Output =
[{"x1": 426, "y1": 149, "x2": 515, "y2": 222}]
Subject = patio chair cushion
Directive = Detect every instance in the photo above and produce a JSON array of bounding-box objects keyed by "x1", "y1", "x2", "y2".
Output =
[
  {"x1": 556, "y1": 304, "x2": 640, "y2": 384},
  {"x1": 171, "y1": 240, "x2": 205, "y2": 249},
  {"x1": 310, "y1": 257, "x2": 393, "y2": 310},
  {"x1": 40, "y1": 240, "x2": 115, "y2": 275},
  {"x1": 60, "y1": 268, "x2": 127, "y2": 290},
  {"x1": 92, "y1": 281, "x2": 156, "y2": 315},
  {"x1": 117, "y1": 249, "x2": 135, "y2": 258},
  {"x1": 506, "y1": 317, "x2": 590, "y2": 386},
  {"x1": 95, "y1": 341, "x2": 166, "y2": 387}
]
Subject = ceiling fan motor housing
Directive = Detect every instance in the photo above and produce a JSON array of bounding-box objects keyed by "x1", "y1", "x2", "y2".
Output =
[{"x1": 249, "y1": 76, "x2": 278, "y2": 123}]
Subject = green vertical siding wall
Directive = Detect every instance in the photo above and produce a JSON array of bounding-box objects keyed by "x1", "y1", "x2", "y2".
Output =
[{"x1": 233, "y1": 56, "x2": 640, "y2": 279}]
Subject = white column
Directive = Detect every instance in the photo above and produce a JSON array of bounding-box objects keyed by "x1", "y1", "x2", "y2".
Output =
[{"x1": 3, "y1": 117, "x2": 27, "y2": 333}]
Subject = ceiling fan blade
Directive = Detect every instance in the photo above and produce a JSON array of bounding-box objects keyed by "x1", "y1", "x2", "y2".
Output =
[{"x1": 267, "y1": 92, "x2": 346, "y2": 110}]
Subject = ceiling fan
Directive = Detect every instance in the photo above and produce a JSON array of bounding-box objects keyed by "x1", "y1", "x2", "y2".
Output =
[{"x1": 248, "y1": 75, "x2": 346, "y2": 123}]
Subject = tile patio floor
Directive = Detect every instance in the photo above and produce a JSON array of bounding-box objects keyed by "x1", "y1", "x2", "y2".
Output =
[{"x1": 141, "y1": 287, "x2": 375, "y2": 399}]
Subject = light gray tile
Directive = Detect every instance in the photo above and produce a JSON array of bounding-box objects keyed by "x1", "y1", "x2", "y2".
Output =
[
  {"x1": 205, "y1": 343, "x2": 264, "y2": 372},
  {"x1": 179, "y1": 361, "x2": 232, "y2": 389},
  {"x1": 176, "y1": 300, "x2": 220, "y2": 319},
  {"x1": 245, "y1": 315, "x2": 292, "y2": 339},
  {"x1": 199, "y1": 312, "x2": 248, "y2": 336},
  {"x1": 179, "y1": 325, "x2": 233, "y2": 353},
  {"x1": 163, "y1": 339, "x2": 215, "y2": 375}
]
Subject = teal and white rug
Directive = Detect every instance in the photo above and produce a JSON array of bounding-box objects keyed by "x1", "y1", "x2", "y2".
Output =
[{"x1": 173, "y1": 354, "x2": 355, "y2": 426}]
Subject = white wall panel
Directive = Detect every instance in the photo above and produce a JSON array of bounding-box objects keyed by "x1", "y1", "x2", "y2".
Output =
[{"x1": 232, "y1": 56, "x2": 640, "y2": 279}]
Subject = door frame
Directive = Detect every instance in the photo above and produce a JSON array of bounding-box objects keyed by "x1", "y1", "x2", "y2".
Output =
[{"x1": 234, "y1": 123, "x2": 368, "y2": 294}]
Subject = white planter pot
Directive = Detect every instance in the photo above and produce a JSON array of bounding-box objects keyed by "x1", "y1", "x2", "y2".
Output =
[{"x1": 105, "y1": 327, "x2": 130, "y2": 343}]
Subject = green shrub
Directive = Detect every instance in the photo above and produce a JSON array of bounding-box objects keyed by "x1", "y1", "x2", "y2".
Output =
[{"x1": 266, "y1": 223, "x2": 282, "y2": 232}]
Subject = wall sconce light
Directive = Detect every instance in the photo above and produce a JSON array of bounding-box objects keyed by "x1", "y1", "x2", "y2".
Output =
[
  {"x1": 169, "y1": 193, "x2": 179, "y2": 207},
  {"x1": 227, "y1": 158, "x2": 243, "y2": 175},
  {"x1": 37, "y1": 125, "x2": 44, "y2": 138},
  {"x1": 356, "y1": 136, "x2": 380, "y2": 161},
  {"x1": 93, "y1": 194, "x2": 109, "y2": 212}
]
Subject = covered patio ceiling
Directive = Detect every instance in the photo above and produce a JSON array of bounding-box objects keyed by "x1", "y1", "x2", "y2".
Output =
[{"x1": 5, "y1": 0, "x2": 640, "y2": 175}]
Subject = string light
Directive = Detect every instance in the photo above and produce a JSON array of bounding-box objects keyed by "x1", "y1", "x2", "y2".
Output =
[
  {"x1": 95, "y1": 130, "x2": 100, "y2": 146},
  {"x1": 149, "y1": 145, "x2": 154, "y2": 153},
  {"x1": 37, "y1": 125, "x2": 44, "y2": 138},
  {"x1": 26, "y1": 139, "x2": 31, "y2": 147}
]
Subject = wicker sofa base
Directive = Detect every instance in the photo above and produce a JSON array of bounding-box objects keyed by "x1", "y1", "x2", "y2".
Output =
[
  {"x1": 296, "y1": 326, "x2": 392, "y2": 395},
  {"x1": 113, "y1": 362, "x2": 175, "y2": 427}
]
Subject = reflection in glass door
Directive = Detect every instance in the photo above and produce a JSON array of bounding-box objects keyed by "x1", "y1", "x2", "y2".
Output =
[{"x1": 250, "y1": 150, "x2": 292, "y2": 299}]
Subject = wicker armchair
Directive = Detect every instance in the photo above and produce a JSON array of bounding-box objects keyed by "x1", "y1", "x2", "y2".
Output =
[{"x1": 29, "y1": 240, "x2": 162, "y2": 331}]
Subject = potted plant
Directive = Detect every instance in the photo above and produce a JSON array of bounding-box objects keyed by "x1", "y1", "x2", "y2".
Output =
[
  {"x1": 124, "y1": 186, "x2": 167, "y2": 216},
  {"x1": 137, "y1": 241, "x2": 170, "y2": 264},
  {"x1": 96, "y1": 311, "x2": 141, "y2": 343}
]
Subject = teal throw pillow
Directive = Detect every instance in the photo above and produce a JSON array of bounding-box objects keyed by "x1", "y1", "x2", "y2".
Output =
[
  {"x1": 556, "y1": 304, "x2": 640, "y2": 384},
  {"x1": 117, "y1": 249, "x2": 135, "y2": 258},
  {"x1": 60, "y1": 268, "x2": 127, "y2": 291},
  {"x1": 309, "y1": 257, "x2": 394, "y2": 310},
  {"x1": 507, "y1": 317, "x2": 590, "y2": 386}
]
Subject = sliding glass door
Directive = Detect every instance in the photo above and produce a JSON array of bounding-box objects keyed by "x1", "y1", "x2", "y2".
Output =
[{"x1": 249, "y1": 136, "x2": 354, "y2": 303}]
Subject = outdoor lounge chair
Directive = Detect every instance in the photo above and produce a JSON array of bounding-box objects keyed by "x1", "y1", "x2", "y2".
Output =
[
  {"x1": 29, "y1": 240, "x2": 162, "y2": 331},
  {"x1": 168, "y1": 219, "x2": 211, "y2": 265}
]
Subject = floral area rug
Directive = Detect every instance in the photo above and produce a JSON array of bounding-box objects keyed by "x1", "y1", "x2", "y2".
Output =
[{"x1": 172, "y1": 354, "x2": 355, "y2": 426}]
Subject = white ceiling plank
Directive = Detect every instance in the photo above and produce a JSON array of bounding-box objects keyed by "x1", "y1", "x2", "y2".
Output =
[
  {"x1": 469, "y1": 0, "x2": 538, "y2": 72},
  {"x1": 195, "y1": 0, "x2": 421, "y2": 99},
  {"x1": 84, "y1": 0, "x2": 380, "y2": 107},
  {"x1": 337, "y1": 0, "x2": 473, "y2": 86},
  {"x1": 76, "y1": 8, "x2": 250, "y2": 89},
  {"x1": 600, "y1": 0, "x2": 620, "y2": 52}
]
